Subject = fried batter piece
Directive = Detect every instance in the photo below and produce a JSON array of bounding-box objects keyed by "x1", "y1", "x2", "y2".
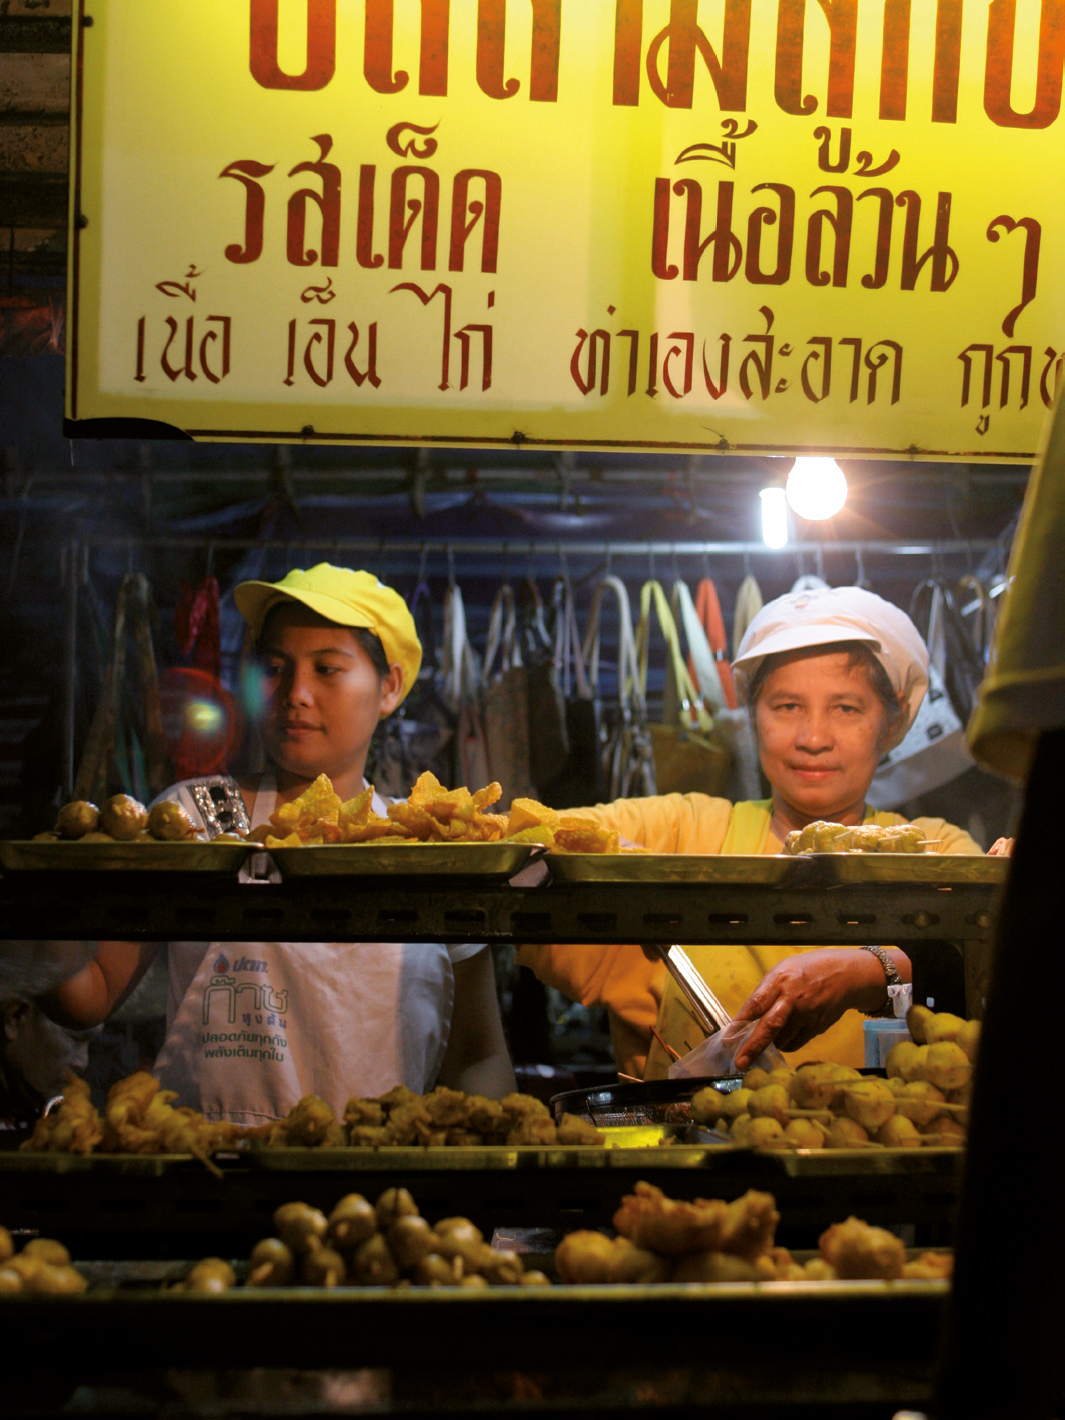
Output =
[
  {"x1": 784, "y1": 820, "x2": 927, "y2": 855},
  {"x1": 556, "y1": 1113, "x2": 606, "y2": 1146},
  {"x1": 555, "y1": 1231, "x2": 668, "y2": 1285},
  {"x1": 21, "y1": 1071, "x2": 103, "y2": 1154},
  {"x1": 344, "y1": 1098, "x2": 385, "y2": 1129},
  {"x1": 507, "y1": 1115, "x2": 558, "y2": 1145},
  {"x1": 902, "y1": 1251, "x2": 953, "y2": 1280},
  {"x1": 819, "y1": 1216, "x2": 906, "y2": 1279},
  {"x1": 613, "y1": 1182, "x2": 730, "y2": 1255},
  {"x1": 552, "y1": 816, "x2": 620, "y2": 854},
  {"x1": 613, "y1": 1183, "x2": 777, "y2": 1258}
]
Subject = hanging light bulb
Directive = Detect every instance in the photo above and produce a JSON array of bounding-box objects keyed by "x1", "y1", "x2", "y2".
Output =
[
  {"x1": 759, "y1": 487, "x2": 789, "y2": 549},
  {"x1": 785, "y1": 457, "x2": 848, "y2": 521}
]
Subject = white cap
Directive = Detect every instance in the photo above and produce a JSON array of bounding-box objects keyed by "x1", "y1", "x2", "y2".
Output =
[{"x1": 732, "y1": 586, "x2": 929, "y2": 749}]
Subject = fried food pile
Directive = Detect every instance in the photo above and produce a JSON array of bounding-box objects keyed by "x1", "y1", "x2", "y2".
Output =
[
  {"x1": 690, "y1": 1007, "x2": 977, "y2": 1152},
  {"x1": 259, "y1": 772, "x2": 506, "y2": 848},
  {"x1": 557, "y1": 1181, "x2": 785, "y2": 1284},
  {"x1": 783, "y1": 820, "x2": 928, "y2": 854},
  {"x1": 34, "y1": 794, "x2": 205, "y2": 844},
  {"x1": 18, "y1": 1071, "x2": 103, "y2": 1154},
  {"x1": 505, "y1": 798, "x2": 620, "y2": 853},
  {"x1": 0, "y1": 1225, "x2": 87, "y2": 1295},
  {"x1": 179, "y1": 1187, "x2": 550, "y2": 1292},
  {"x1": 253, "y1": 771, "x2": 621, "y2": 852},
  {"x1": 255, "y1": 1086, "x2": 604, "y2": 1149},
  {"x1": 21, "y1": 1070, "x2": 243, "y2": 1166},
  {"x1": 555, "y1": 1183, "x2": 951, "y2": 1285}
]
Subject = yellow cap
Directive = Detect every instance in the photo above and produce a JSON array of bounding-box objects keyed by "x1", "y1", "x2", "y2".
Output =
[{"x1": 234, "y1": 564, "x2": 422, "y2": 704}]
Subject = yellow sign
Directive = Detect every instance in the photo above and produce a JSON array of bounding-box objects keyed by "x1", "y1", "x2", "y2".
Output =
[{"x1": 67, "y1": 0, "x2": 1065, "y2": 457}]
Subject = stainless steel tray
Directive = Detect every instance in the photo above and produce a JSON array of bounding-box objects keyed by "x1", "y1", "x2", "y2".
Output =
[
  {"x1": 0, "y1": 840, "x2": 252, "y2": 872},
  {"x1": 546, "y1": 851, "x2": 1005, "y2": 886},
  {"x1": 269, "y1": 842, "x2": 536, "y2": 878}
]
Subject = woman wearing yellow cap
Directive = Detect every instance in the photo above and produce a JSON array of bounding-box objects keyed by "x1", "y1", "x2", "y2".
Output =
[{"x1": 42, "y1": 565, "x2": 515, "y2": 1124}]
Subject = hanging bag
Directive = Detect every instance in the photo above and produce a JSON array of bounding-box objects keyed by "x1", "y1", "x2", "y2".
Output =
[
  {"x1": 867, "y1": 578, "x2": 974, "y2": 808},
  {"x1": 369, "y1": 580, "x2": 454, "y2": 797},
  {"x1": 537, "y1": 574, "x2": 599, "y2": 808},
  {"x1": 73, "y1": 573, "x2": 170, "y2": 805},
  {"x1": 442, "y1": 581, "x2": 491, "y2": 792},
  {"x1": 480, "y1": 583, "x2": 535, "y2": 808},
  {"x1": 692, "y1": 576, "x2": 738, "y2": 710},
  {"x1": 956, "y1": 573, "x2": 995, "y2": 669},
  {"x1": 518, "y1": 577, "x2": 570, "y2": 792},
  {"x1": 910, "y1": 579, "x2": 987, "y2": 725},
  {"x1": 635, "y1": 580, "x2": 732, "y2": 797},
  {"x1": 582, "y1": 576, "x2": 656, "y2": 800},
  {"x1": 673, "y1": 579, "x2": 762, "y2": 801},
  {"x1": 732, "y1": 573, "x2": 764, "y2": 653}
]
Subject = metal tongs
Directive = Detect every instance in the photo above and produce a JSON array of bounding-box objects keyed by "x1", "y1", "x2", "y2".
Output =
[
  {"x1": 651, "y1": 943, "x2": 788, "y2": 1069},
  {"x1": 651, "y1": 943, "x2": 732, "y2": 1036}
]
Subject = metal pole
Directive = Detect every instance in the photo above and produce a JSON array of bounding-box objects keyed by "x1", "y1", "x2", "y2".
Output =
[{"x1": 60, "y1": 537, "x2": 79, "y2": 800}]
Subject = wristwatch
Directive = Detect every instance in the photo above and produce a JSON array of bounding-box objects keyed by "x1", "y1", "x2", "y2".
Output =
[{"x1": 859, "y1": 944, "x2": 902, "y2": 1018}]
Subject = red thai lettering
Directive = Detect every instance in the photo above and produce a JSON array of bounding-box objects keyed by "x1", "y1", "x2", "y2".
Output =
[
  {"x1": 653, "y1": 178, "x2": 742, "y2": 283},
  {"x1": 357, "y1": 166, "x2": 385, "y2": 269},
  {"x1": 879, "y1": 0, "x2": 910, "y2": 120},
  {"x1": 1040, "y1": 347, "x2": 1064, "y2": 406},
  {"x1": 932, "y1": 0, "x2": 963, "y2": 122},
  {"x1": 571, "y1": 329, "x2": 611, "y2": 395},
  {"x1": 287, "y1": 136, "x2": 341, "y2": 268},
  {"x1": 449, "y1": 170, "x2": 501, "y2": 273},
  {"x1": 864, "y1": 340, "x2": 902, "y2": 404},
  {"x1": 995, "y1": 345, "x2": 1032, "y2": 407},
  {"x1": 344, "y1": 323, "x2": 382, "y2": 387},
  {"x1": 389, "y1": 167, "x2": 440, "y2": 270},
  {"x1": 199, "y1": 317, "x2": 232, "y2": 384},
  {"x1": 220, "y1": 160, "x2": 276, "y2": 265},
  {"x1": 701, "y1": 335, "x2": 730, "y2": 399},
  {"x1": 662, "y1": 332, "x2": 695, "y2": 397},
  {"x1": 774, "y1": 0, "x2": 857, "y2": 118},
  {"x1": 161, "y1": 317, "x2": 197, "y2": 382},
  {"x1": 392, "y1": 281, "x2": 454, "y2": 390},
  {"x1": 857, "y1": 188, "x2": 894, "y2": 290},
  {"x1": 745, "y1": 182, "x2": 795, "y2": 285},
  {"x1": 477, "y1": 0, "x2": 562, "y2": 101},
  {"x1": 839, "y1": 336, "x2": 862, "y2": 400},
  {"x1": 896, "y1": 190, "x2": 958, "y2": 292},
  {"x1": 806, "y1": 186, "x2": 852, "y2": 287},
  {"x1": 613, "y1": 0, "x2": 643, "y2": 104},
  {"x1": 617, "y1": 328, "x2": 640, "y2": 394},
  {"x1": 984, "y1": 0, "x2": 1065, "y2": 129},
  {"x1": 250, "y1": 0, "x2": 336, "y2": 91},
  {"x1": 987, "y1": 216, "x2": 1041, "y2": 337},
  {"x1": 645, "y1": 0, "x2": 751, "y2": 110},
  {"x1": 801, "y1": 336, "x2": 832, "y2": 401},
  {"x1": 364, "y1": 0, "x2": 451, "y2": 96},
  {"x1": 814, "y1": 126, "x2": 850, "y2": 172},
  {"x1": 739, "y1": 306, "x2": 776, "y2": 400},
  {"x1": 454, "y1": 321, "x2": 493, "y2": 390},
  {"x1": 959, "y1": 344, "x2": 994, "y2": 407}
]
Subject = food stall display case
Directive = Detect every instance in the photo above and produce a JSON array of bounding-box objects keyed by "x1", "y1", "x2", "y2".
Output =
[{"x1": 0, "y1": 854, "x2": 1005, "y2": 1411}]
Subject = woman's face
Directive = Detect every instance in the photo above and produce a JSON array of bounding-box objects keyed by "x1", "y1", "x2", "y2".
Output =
[
  {"x1": 258, "y1": 605, "x2": 403, "y2": 789},
  {"x1": 754, "y1": 649, "x2": 893, "y2": 822}
]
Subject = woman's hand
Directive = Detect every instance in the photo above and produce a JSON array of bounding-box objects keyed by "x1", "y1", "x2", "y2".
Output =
[
  {"x1": 731, "y1": 948, "x2": 903, "y2": 1071},
  {"x1": 987, "y1": 837, "x2": 1014, "y2": 857}
]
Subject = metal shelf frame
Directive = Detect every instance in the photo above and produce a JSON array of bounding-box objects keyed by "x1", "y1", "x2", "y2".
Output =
[{"x1": 0, "y1": 868, "x2": 1003, "y2": 948}]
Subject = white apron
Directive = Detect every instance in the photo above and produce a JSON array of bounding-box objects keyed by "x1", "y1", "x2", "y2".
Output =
[{"x1": 151, "y1": 774, "x2": 482, "y2": 1125}]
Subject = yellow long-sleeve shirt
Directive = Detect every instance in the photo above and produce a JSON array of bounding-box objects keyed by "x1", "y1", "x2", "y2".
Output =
[{"x1": 517, "y1": 796, "x2": 981, "y2": 1079}]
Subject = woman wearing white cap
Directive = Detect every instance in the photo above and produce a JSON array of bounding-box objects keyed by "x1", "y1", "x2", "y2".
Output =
[
  {"x1": 41, "y1": 565, "x2": 515, "y2": 1123},
  {"x1": 518, "y1": 586, "x2": 983, "y2": 1080}
]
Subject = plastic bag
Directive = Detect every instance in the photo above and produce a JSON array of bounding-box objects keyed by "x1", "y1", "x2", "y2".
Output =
[{"x1": 668, "y1": 1020, "x2": 787, "y2": 1079}]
